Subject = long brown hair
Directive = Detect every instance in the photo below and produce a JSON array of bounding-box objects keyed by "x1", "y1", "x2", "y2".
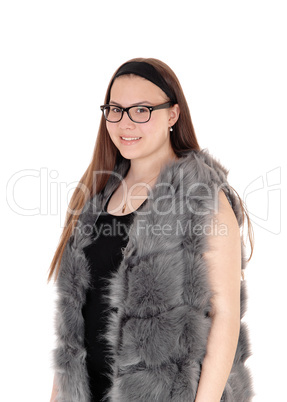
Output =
[{"x1": 47, "y1": 57, "x2": 254, "y2": 282}]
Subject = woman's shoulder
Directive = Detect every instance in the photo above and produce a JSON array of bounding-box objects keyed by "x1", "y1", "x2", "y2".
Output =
[
  {"x1": 196, "y1": 148, "x2": 229, "y2": 173},
  {"x1": 177, "y1": 148, "x2": 230, "y2": 185}
]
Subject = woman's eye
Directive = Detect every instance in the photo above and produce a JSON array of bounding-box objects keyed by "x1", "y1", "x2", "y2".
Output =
[
  {"x1": 111, "y1": 107, "x2": 121, "y2": 113},
  {"x1": 136, "y1": 107, "x2": 148, "y2": 114}
]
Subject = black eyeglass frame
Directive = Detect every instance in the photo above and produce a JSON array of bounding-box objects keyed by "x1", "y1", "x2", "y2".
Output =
[{"x1": 100, "y1": 101, "x2": 174, "y2": 123}]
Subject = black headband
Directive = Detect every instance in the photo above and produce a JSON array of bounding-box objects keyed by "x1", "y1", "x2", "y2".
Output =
[{"x1": 110, "y1": 61, "x2": 177, "y2": 103}]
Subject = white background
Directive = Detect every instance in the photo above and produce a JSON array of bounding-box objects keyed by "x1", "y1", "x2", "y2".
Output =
[{"x1": 1, "y1": 1, "x2": 286, "y2": 401}]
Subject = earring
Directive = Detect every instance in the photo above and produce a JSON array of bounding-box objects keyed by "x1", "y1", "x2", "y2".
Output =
[{"x1": 170, "y1": 127, "x2": 173, "y2": 132}]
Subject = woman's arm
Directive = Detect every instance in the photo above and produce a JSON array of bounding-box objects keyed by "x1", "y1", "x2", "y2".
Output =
[
  {"x1": 195, "y1": 190, "x2": 242, "y2": 402},
  {"x1": 50, "y1": 373, "x2": 58, "y2": 402}
]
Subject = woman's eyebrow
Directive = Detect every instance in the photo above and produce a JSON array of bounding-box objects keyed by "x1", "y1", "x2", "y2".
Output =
[{"x1": 109, "y1": 100, "x2": 153, "y2": 106}]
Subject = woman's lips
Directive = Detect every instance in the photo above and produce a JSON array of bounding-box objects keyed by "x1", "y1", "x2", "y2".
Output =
[{"x1": 119, "y1": 136, "x2": 142, "y2": 145}]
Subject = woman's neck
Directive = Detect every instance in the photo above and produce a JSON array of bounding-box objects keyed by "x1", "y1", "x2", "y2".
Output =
[{"x1": 126, "y1": 150, "x2": 179, "y2": 183}]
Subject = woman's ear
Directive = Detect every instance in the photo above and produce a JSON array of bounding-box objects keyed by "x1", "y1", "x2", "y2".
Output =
[{"x1": 168, "y1": 104, "x2": 180, "y2": 127}]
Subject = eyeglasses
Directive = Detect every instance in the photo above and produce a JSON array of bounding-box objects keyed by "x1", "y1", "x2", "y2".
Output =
[{"x1": 100, "y1": 101, "x2": 173, "y2": 123}]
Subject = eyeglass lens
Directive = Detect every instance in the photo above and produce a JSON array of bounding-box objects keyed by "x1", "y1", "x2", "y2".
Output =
[{"x1": 104, "y1": 106, "x2": 150, "y2": 123}]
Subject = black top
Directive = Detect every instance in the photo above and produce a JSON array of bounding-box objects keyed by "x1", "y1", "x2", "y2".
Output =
[{"x1": 82, "y1": 190, "x2": 148, "y2": 401}]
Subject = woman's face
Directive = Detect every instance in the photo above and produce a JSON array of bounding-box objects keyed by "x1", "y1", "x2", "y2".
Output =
[{"x1": 106, "y1": 75, "x2": 179, "y2": 162}]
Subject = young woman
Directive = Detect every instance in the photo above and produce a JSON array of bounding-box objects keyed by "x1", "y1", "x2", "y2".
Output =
[{"x1": 49, "y1": 58, "x2": 254, "y2": 401}]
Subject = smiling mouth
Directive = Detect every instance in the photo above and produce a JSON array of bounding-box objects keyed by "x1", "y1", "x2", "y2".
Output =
[{"x1": 120, "y1": 136, "x2": 142, "y2": 141}]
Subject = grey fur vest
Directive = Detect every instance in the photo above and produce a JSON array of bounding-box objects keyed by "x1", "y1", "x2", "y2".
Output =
[{"x1": 52, "y1": 149, "x2": 253, "y2": 401}]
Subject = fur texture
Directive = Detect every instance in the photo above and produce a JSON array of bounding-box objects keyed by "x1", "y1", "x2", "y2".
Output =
[{"x1": 52, "y1": 149, "x2": 253, "y2": 401}]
